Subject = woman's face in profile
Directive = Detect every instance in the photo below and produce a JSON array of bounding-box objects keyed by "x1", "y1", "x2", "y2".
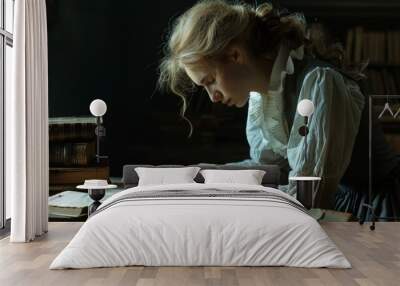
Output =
[{"x1": 184, "y1": 46, "x2": 268, "y2": 108}]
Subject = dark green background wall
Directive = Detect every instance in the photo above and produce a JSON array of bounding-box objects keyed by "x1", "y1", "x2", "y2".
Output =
[
  {"x1": 46, "y1": 0, "x2": 400, "y2": 176},
  {"x1": 47, "y1": 0, "x2": 249, "y2": 176}
]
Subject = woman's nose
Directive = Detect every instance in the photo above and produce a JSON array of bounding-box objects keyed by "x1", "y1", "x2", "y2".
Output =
[{"x1": 210, "y1": 91, "x2": 223, "y2": 103}]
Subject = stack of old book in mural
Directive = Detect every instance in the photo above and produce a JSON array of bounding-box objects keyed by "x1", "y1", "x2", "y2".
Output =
[
  {"x1": 49, "y1": 117, "x2": 109, "y2": 196},
  {"x1": 345, "y1": 26, "x2": 400, "y2": 155},
  {"x1": 346, "y1": 26, "x2": 400, "y2": 94}
]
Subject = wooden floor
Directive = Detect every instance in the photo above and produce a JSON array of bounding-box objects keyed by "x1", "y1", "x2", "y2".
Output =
[{"x1": 0, "y1": 222, "x2": 399, "y2": 286}]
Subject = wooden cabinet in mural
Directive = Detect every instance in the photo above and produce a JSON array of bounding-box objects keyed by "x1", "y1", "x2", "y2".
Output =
[
  {"x1": 48, "y1": 118, "x2": 110, "y2": 192},
  {"x1": 48, "y1": 117, "x2": 111, "y2": 221}
]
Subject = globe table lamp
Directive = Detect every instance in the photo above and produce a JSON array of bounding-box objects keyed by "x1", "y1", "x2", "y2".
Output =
[
  {"x1": 89, "y1": 99, "x2": 108, "y2": 164},
  {"x1": 297, "y1": 99, "x2": 315, "y2": 163}
]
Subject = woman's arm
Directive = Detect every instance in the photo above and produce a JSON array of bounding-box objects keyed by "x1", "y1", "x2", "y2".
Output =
[{"x1": 287, "y1": 67, "x2": 365, "y2": 208}]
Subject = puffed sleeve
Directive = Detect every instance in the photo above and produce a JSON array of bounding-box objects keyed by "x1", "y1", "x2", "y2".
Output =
[{"x1": 286, "y1": 67, "x2": 365, "y2": 208}]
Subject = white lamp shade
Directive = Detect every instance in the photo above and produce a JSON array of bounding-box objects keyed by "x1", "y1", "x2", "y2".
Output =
[
  {"x1": 90, "y1": 99, "x2": 107, "y2": 117},
  {"x1": 297, "y1": 99, "x2": 315, "y2": 117}
]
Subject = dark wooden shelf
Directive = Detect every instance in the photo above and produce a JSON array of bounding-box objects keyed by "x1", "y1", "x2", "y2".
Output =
[
  {"x1": 281, "y1": 0, "x2": 400, "y2": 20},
  {"x1": 50, "y1": 166, "x2": 110, "y2": 185},
  {"x1": 367, "y1": 64, "x2": 400, "y2": 69}
]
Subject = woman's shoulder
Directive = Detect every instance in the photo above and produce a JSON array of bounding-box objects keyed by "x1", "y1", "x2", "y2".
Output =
[
  {"x1": 300, "y1": 66, "x2": 352, "y2": 97},
  {"x1": 300, "y1": 61, "x2": 363, "y2": 96},
  {"x1": 303, "y1": 66, "x2": 344, "y2": 84},
  {"x1": 296, "y1": 56, "x2": 358, "y2": 87},
  {"x1": 297, "y1": 60, "x2": 365, "y2": 107}
]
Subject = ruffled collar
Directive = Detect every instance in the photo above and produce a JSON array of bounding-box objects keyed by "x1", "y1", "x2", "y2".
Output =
[{"x1": 267, "y1": 44, "x2": 304, "y2": 94}]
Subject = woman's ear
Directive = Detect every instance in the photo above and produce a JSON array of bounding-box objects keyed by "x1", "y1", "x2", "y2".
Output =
[{"x1": 225, "y1": 44, "x2": 246, "y2": 64}]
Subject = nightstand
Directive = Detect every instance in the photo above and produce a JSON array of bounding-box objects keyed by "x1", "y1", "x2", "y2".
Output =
[
  {"x1": 77, "y1": 180, "x2": 117, "y2": 216},
  {"x1": 289, "y1": 176, "x2": 321, "y2": 209}
]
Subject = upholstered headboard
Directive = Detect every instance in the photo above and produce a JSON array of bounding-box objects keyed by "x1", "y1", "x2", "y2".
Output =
[{"x1": 122, "y1": 163, "x2": 281, "y2": 189}]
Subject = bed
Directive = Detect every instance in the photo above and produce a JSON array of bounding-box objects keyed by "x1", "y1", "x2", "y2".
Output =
[{"x1": 49, "y1": 164, "x2": 350, "y2": 269}]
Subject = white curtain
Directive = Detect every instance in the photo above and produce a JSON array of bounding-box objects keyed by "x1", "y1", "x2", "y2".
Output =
[{"x1": 6, "y1": 0, "x2": 49, "y2": 242}]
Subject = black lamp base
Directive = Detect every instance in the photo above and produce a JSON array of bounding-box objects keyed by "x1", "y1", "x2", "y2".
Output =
[
  {"x1": 88, "y1": 189, "x2": 105, "y2": 216},
  {"x1": 296, "y1": 180, "x2": 314, "y2": 209},
  {"x1": 88, "y1": 201, "x2": 102, "y2": 216},
  {"x1": 290, "y1": 176, "x2": 321, "y2": 210}
]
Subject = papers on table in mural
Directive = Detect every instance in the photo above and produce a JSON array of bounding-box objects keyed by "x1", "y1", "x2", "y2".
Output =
[{"x1": 48, "y1": 189, "x2": 121, "y2": 218}]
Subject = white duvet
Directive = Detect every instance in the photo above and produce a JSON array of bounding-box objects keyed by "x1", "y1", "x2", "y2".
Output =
[{"x1": 50, "y1": 183, "x2": 351, "y2": 269}]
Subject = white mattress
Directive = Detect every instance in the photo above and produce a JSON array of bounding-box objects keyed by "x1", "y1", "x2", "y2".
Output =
[{"x1": 50, "y1": 183, "x2": 351, "y2": 269}]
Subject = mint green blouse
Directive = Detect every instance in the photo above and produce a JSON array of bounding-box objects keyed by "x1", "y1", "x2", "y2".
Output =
[{"x1": 234, "y1": 45, "x2": 365, "y2": 206}]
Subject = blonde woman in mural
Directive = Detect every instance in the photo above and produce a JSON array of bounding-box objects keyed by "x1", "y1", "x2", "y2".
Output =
[{"x1": 158, "y1": 0, "x2": 400, "y2": 219}]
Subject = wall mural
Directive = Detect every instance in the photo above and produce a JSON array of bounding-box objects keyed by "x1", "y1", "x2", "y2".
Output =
[{"x1": 47, "y1": 0, "x2": 400, "y2": 222}]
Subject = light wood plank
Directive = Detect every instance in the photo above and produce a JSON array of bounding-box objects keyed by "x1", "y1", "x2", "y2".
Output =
[{"x1": 0, "y1": 222, "x2": 399, "y2": 286}]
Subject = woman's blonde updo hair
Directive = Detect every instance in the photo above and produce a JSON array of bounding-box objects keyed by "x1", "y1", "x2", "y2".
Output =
[{"x1": 158, "y1": 0, "x2": 354, "y2": 135}]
